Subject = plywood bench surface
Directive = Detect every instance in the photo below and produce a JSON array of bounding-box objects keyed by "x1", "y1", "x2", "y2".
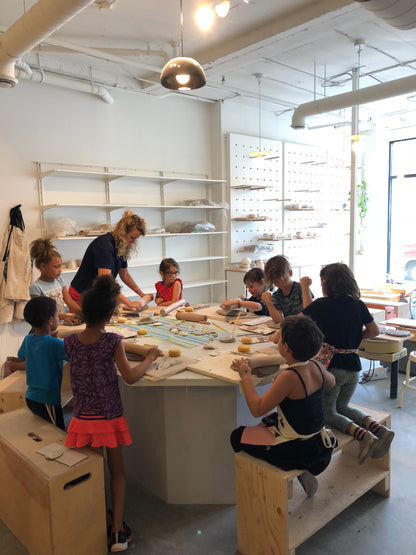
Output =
[{"x1": 235, "y1": 404, "x2": 391, "y2": 555}]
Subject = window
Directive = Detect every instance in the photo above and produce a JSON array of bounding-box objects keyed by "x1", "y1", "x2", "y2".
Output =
[{"x1": 387, "y1": 137, "x2": 416, "y2": 281}]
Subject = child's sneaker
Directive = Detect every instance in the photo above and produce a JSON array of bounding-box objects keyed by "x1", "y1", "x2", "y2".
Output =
[
  {"x1": 372, "y1": 426, "x2": 395, "y2": 459},
  {"x1": 297, "y1": 470, "x2": 318, "y2": 497},
  {"x1": 110, "y1": 523, "x2": 132, "y2": 552},
  {"x1": 358, "y1": 430, "x2": 377, "y2": 465}
]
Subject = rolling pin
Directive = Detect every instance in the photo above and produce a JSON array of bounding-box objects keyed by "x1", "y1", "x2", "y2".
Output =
[
  {"x1": 123, "y1": 343, "x2": 161, "y2": 357},
  {"x1": 176, "y1": 311, "x2": 208, "y2": 322},
  {"x1": 160, "y1": 299, "x2": 186, "y2": 316}
]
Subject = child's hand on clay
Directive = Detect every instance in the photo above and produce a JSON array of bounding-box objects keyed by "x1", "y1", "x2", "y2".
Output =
[
  {"x1": 220, "y1": 298, "x2": 241, "y2": 309},
  {"x1": 232, "y1": 357, "x2": 252, "y2": 379},
  {"x1": 147, "y1": 347, "x2": 163, "y2": 362}
]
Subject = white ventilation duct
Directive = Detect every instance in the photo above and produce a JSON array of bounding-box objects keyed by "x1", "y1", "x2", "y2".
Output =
[
  {"x1": 291, "y1": 74, "x2": 416, "y2": 129},
  {"x1": 354, "y1": 0, "x2": 416, "y2": 30},
  {"x1": 0, "y1": 0, "x2": 95, "y2": 87},
  {"x1": 17, "y1": 67, "x2": 114, "y2": 103}
]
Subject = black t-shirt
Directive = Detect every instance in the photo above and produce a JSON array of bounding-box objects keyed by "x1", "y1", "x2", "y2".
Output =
[
  {"x1": 303, "y1": 295, "x2": 373, "y2": 371},
  {"x1": 70, "y1": 232, "x2": 127, "y2": 294}
]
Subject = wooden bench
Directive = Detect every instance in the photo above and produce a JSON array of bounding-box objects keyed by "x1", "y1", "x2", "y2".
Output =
[
  {"x1": 0, "y1": 364, "x2": 73, "y2": 414},
  {"x1": 235, "y1": 405, "x2": 391, "y2": 555}
]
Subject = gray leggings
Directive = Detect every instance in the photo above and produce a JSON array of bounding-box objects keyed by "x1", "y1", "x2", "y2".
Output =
[{"x1": 323, "y1": 367, "x2": 368, "y2": 433}]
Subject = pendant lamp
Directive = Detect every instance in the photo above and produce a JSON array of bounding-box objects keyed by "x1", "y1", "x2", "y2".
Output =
[
  {"x1": 249, "y1": 74, "x2": 270, "y2": 158},
  {"x1": 161, "y1": 0, "x2": 206, "y2": 91}
]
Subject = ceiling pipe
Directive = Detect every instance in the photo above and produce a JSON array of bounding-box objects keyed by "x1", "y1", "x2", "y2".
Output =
[
  {"x1": 17, "y1": 66, "x2": 114, "y2": 103},
  {"x1": 291, "y1": 73, "x2": 416, "y2": 129},
  {"x1": 354, "y1": 0, "x2": 416, "y2": 30},
  {"x1": 0, "y1": 0, "x2": 95, "y2": 87}
]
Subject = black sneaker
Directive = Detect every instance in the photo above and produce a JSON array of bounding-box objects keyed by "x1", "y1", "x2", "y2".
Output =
[{"x1": 110, "y1": 523, "x2": 132, "y2": 552}]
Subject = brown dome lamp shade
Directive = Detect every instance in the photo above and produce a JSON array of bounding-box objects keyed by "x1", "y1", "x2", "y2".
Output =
[
  {"x1": 160, "y1": 0, "x2": 206, "y2": 91},
  {"x1": 160, "y1": 57, "x2": 206, "y2": 91}
]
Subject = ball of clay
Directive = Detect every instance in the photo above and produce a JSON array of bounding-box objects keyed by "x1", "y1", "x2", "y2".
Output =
[
  {"x1": 169, "y1": 348, "x2": 181, "y2": 357},
  {"x1": 137, "y1": 328, "x2": 148, "y2": 335},
  {"x1": 238, "y1": 344, "x2": 251, "y2": 354},
  {"x1": 240, "y1": 337, "x2": 253, "y2": 344},
  {"x1": 185, "y1": 306, "x2": 194, "y2": 312},
  {"x1": 117, "y1": 316, "x2": 127, "y2": 323}
]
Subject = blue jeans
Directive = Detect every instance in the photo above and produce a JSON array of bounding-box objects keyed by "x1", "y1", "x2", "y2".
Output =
[{"x1": 323, "y1": 367, "x2": 367, "y2": 433}]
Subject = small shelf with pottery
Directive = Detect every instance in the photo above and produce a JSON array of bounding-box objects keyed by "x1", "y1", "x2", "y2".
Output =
[
  {"x1": 232, "y1": 217, "x2": 269, "y2": 222},
  {"x1": 230, "y1": 185, "x2": 273, "y2": 190},
  {"x1": 257, "y1": 237, "x2": 291, "y2": 242},
  {"x1": 263, "y1": 198, "x2": 291, "y2": 202},
  {"x1": 293, "y1": 189, "x2": 320, "y2": 193},
  {"x1": 284, "y1": 207, "x2": 315, "y2": 212}
]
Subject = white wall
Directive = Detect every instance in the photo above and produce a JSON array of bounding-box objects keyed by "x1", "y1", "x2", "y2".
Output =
[{"x1": 0, "y1": 80, "x2": 218, "y2": 360}]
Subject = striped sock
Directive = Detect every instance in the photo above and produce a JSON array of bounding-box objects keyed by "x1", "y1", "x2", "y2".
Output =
[
  {"x1": 362, "y1": 416, "x2": 381, "y2": 435},
  {"x1": 346, "y1": 422, "x2": 367, "y2": 440}
]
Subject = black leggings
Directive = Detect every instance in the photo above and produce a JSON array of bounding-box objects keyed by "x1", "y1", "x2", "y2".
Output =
[
  {"x1": 230, "y1": 426, "x2": 332, "y2": 476},
  {"x1": 26, "y1": 398, "x2": 65, "y2": 431}
]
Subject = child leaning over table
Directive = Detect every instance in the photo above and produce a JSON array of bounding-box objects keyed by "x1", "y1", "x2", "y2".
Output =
[
  {"x1": 262, "y1": 255, "x2": 313, "y2": 323},
  {"x1": 16, "y1": 296, "x2": 68, "y2": 430},
  {"x1": 302, "y1": 262, "x2": 394, "y2": 464},
  {"x1": 220, "y1": 267, "x2": 269, "y2": 315},
  {"x1": 230, "y1": 315, "x2": 337, "y2": 497},
  {"x1": 64, "y1": 275, "x2": 162, "y2": 552}
]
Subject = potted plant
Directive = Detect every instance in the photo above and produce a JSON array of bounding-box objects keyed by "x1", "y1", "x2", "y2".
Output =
[{"x1": 349, "y1": 180, "x2": 368, "y2": 254}]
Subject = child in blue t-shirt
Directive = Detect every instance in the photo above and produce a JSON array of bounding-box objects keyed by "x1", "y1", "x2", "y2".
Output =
[{"x1": 17, "y1": 296, "x2": 68, "y2": 430}]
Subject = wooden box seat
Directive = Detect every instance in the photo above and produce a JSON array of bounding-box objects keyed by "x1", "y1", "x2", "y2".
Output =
[{"x1": 235, "y1": 405, "x2": 391, "y2": 555}]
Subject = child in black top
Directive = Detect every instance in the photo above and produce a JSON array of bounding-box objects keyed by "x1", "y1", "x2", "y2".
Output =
[
  {"x1": 303, "y1": 263, "x2": 395, "y2": 464},
  {"x1": 231, "y1": 315, "x2": 336, "y2": 497}
]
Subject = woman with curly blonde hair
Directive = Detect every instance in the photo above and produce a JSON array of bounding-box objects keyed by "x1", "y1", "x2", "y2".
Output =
[{"x1": 69, "y1": 210, "x2": 152, "y2": 311}]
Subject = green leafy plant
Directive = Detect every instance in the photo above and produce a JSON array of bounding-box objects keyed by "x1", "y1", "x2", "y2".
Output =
[{"x1": 348, "y1": 180, "x2": 368, "y2": 228}]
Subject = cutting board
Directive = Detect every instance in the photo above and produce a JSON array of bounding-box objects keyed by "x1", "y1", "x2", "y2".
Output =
[
  {"x1": 141, "y1": 356, "x2": 194, "y2": 381},
  {"x1": 188, "y1": 346, "x2": 281, "y2": 384}
]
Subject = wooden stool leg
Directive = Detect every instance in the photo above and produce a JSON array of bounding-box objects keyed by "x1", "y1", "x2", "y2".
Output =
[
  {"x1": 235, "y1": 453, "x2": 290, "y2": 555},
  {"x1": 399, "y1": 352, "x2": 413, "y2": 408}
]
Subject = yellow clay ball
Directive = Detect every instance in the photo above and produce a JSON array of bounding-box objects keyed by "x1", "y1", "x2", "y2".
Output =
[
  {"x1": 240, "y1": 337, "x2": 253, "y2": 344},
  {"x1": 117, "y1": 316, "x2": 127, "y2": 323},
  {"x1": 185, "y1": 306, "x2": 194, "y2": 312},
  {"x1": 238, "y1": 344, "x2": 251, "y2": 354},
  {"x1": 137, "y1": 328, "x2": 148, "y2": 335},
  {"x1": 169, "y1": 348, "x2": 181, "y2": 357}
]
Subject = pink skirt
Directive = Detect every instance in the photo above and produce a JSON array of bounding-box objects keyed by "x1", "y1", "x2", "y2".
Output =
[{"x1": 65, "y1": 414, "x2": 132, "y2": 449}]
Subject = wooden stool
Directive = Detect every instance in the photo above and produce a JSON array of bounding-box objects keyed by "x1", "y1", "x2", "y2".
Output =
[
  {"x1": 398, "y1": 350, "x2": 416, "y2": 407},
  {"x1": 235, "y1": 405, "x2": 391, "y2": 555}
]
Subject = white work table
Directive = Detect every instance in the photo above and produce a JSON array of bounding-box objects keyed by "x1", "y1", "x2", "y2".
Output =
[{"x1": 59, "y1": 309, "x2": 279, "y2": 504}]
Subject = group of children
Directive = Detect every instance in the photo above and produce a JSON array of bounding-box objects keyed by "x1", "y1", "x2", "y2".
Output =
[
  {"x1": 229, "y1": 256, "x2": 394, "y2": 497},
  {"x1": 4, "y1": 240, "x2": 395, "y2": 548}
]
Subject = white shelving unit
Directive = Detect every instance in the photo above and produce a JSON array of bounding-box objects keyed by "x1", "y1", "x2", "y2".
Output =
[{"x1": 36, "y1": 163, "x2": 229, "y2": 304}]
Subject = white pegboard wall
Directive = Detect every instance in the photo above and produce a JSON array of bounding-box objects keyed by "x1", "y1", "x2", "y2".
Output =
[
  {"x1": 229, "y1": 133, "x2": 283, "y2": 261},
  {"x1": 228, "y1": 134, "x2": 350, "y2": 267}
]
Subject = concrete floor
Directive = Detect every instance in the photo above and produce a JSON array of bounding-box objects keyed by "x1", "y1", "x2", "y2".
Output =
[{"x1": 1, "y1": 364, "x2": 415, "y2": 555}]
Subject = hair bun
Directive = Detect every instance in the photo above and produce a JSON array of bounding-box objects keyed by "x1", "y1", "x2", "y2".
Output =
[{"x1": 92, "y1": 275, "x2": 120, "y2": 298}]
